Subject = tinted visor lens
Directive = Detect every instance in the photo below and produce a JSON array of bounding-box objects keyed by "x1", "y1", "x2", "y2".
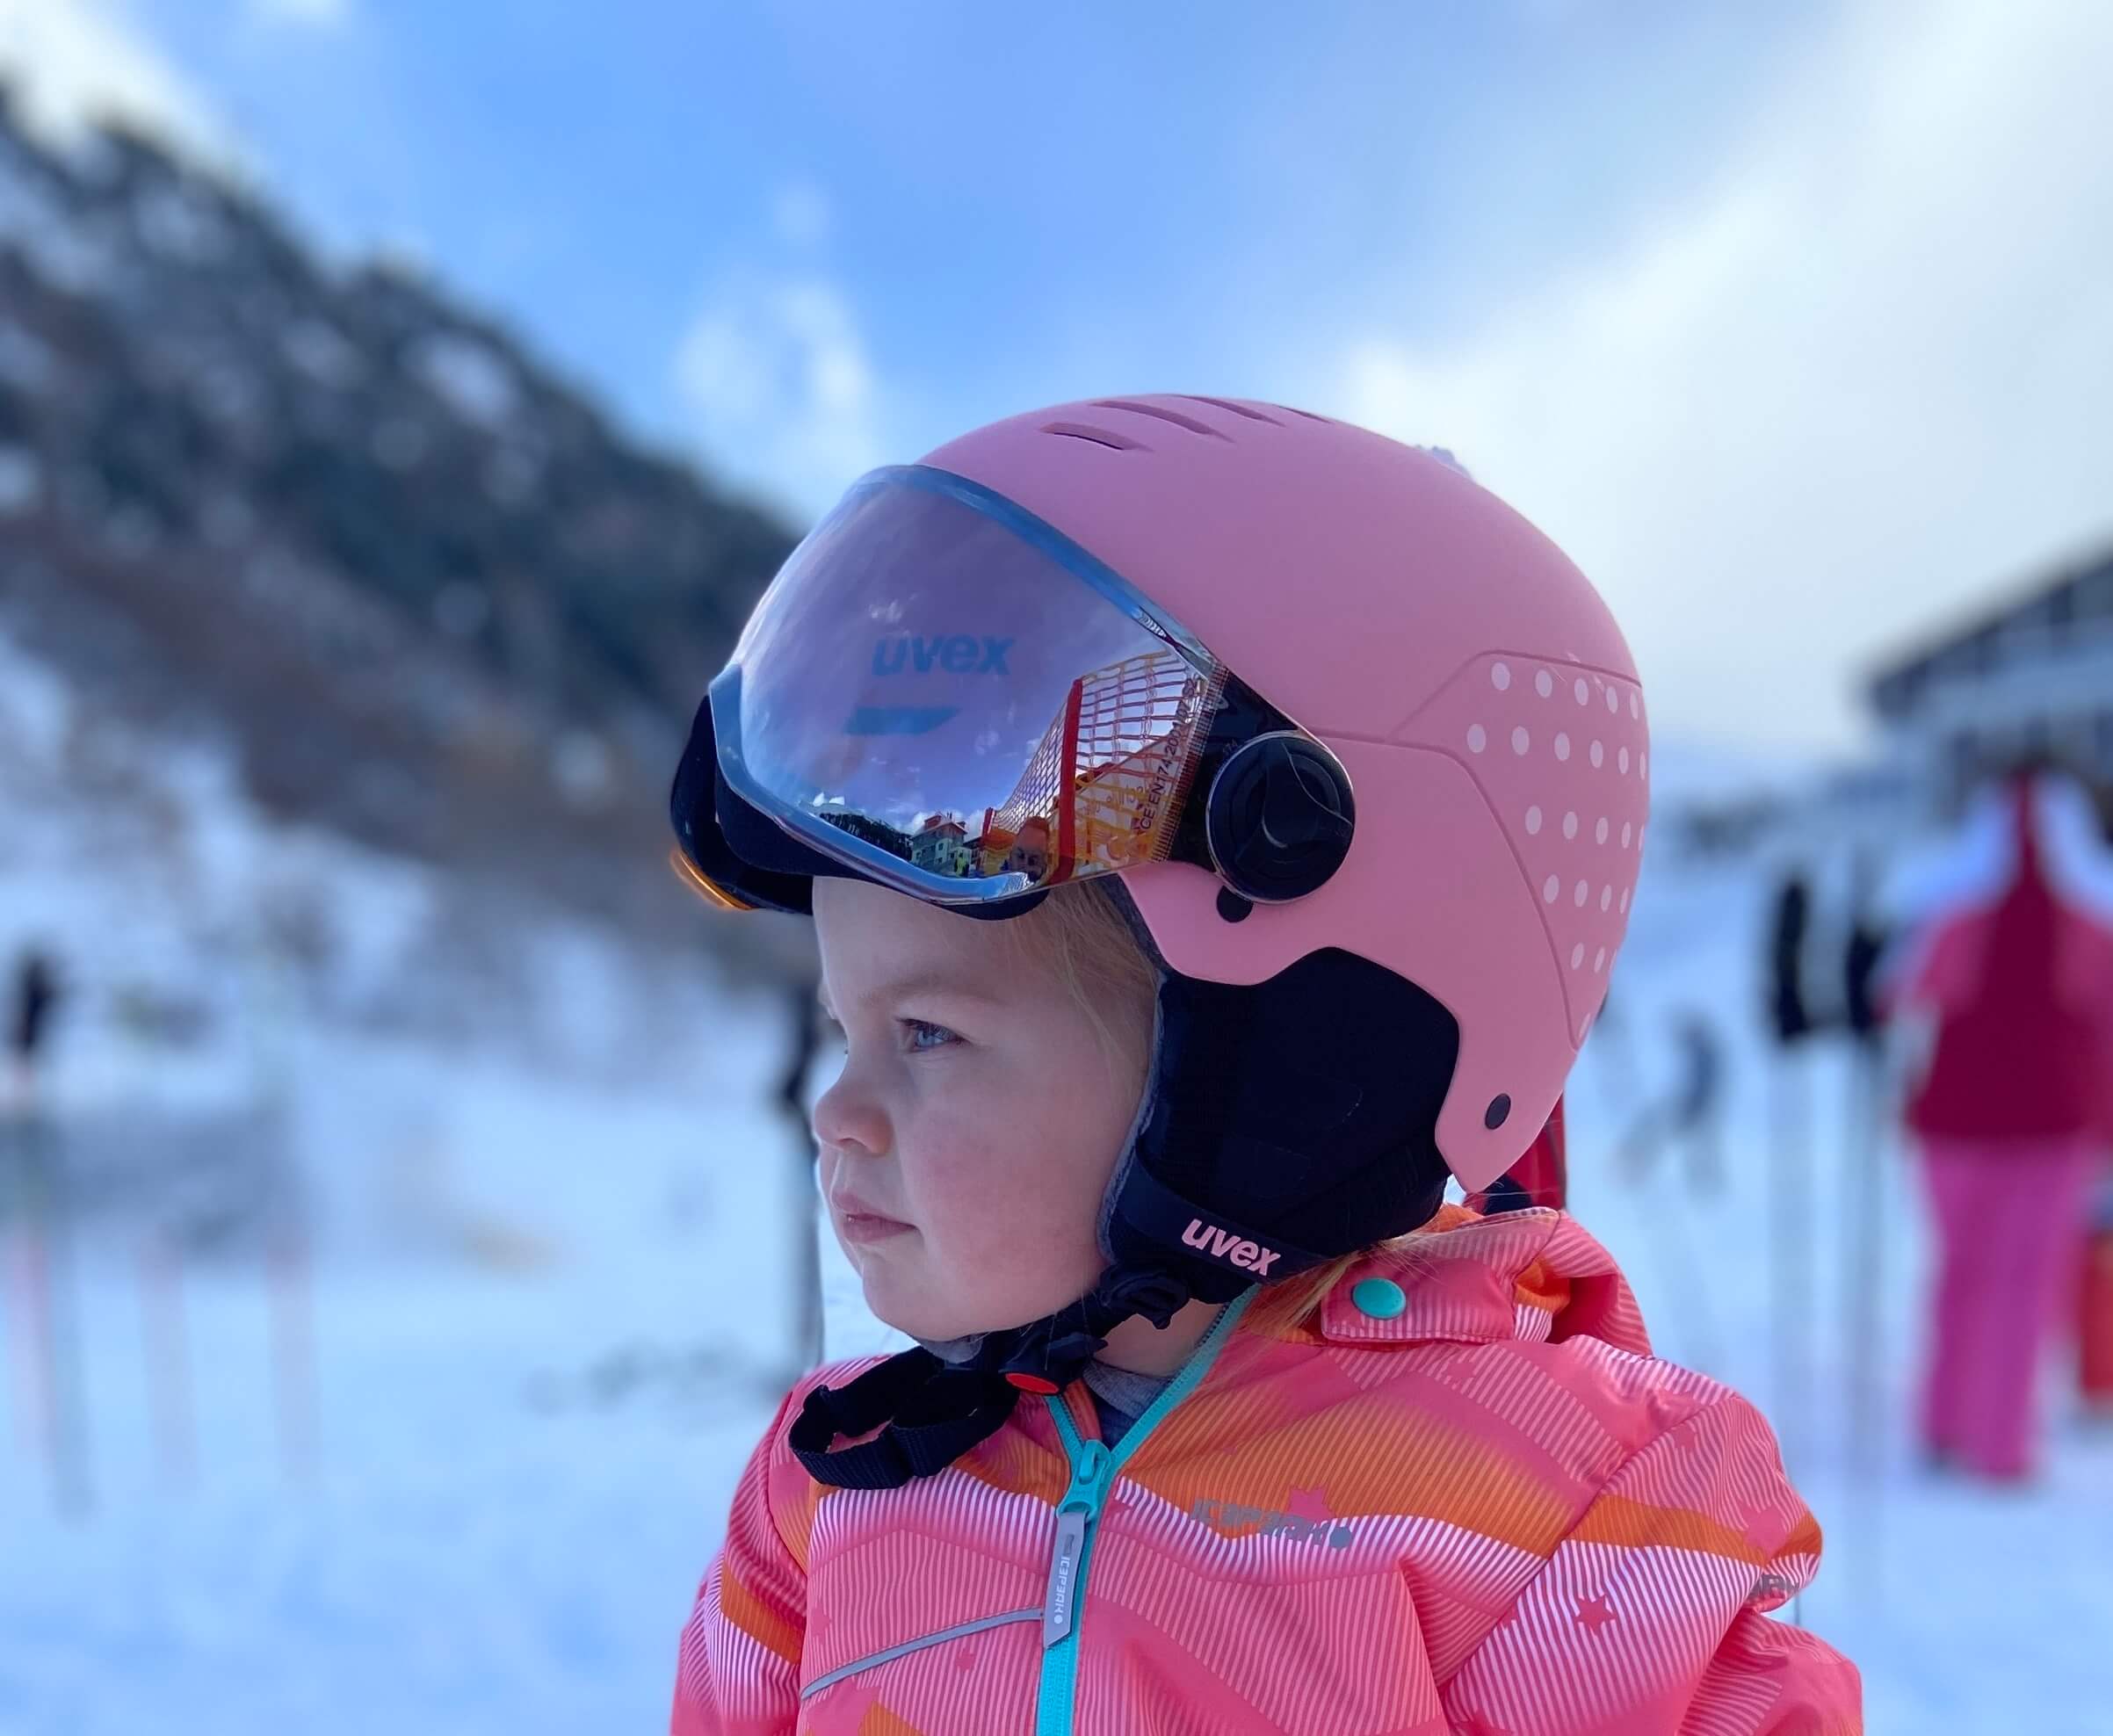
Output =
[{"x1": 713, "y1": 467, "x2": 1227, "y2": 903}]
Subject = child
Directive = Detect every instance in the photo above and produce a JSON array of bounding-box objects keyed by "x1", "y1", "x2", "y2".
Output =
[{"x1": 666, "y1": 398, "x2": 1861, "y2": 1733}]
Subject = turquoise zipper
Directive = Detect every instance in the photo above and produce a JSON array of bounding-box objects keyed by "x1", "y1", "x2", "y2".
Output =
[{"x1": 1031, "y1": 1289, "x2": 1257, "y2": 1736}]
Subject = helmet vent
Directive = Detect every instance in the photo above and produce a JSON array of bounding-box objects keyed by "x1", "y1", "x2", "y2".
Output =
[
  {"x1": 1175, "y1": 394, "x2": 1282, "y2": 425},
  {"x1": 1091, "y1": 399, "x2": 1232, "y2": 440},
  {"x1": 1040, "y1": 420, "x2": 1146, "y2": 452}
]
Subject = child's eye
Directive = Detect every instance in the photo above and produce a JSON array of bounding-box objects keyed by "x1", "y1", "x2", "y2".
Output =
[{"x1": 901, "y1": 1019, "x2": 959, "y2": 1054}]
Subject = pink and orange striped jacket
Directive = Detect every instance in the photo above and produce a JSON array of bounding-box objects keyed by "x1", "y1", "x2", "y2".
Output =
[{"x1": 672, "y1": 1207, "x2": 1860, "y2": 1734}]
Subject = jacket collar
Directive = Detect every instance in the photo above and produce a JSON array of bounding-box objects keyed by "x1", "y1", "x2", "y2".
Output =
[{"x1": 1261, "y1": 1205, "x2": 1653, "y2": 1356}]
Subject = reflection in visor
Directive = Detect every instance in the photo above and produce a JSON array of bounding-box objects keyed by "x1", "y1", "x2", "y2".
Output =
[
  {"x1": 979, "y1": 647, "x2": 1221, "y2": 886},
  {"x1": 809, "y1": 645, "x2": 1222, "y2": 890},
  {"x1": 718, "y1": 467, "x2": 1235, "y2": 901}
]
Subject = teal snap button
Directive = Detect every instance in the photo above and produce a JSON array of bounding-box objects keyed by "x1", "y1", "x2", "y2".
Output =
[{"x1": 1351, "y1": 1277, "x2": 1407, "y2": 1320}]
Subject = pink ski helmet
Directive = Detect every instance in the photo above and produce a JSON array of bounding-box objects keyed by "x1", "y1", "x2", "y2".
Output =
[{"x1": 671, "y1": 396, "x2": 1648, "y2": 1480}]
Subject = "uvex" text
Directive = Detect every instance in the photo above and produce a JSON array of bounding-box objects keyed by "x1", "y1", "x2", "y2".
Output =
[{"x1": 1181, "y1": 1219, "x2": 1281, "y2": 1276}]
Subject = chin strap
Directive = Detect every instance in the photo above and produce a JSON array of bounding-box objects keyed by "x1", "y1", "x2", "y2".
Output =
[{"x1": 788, "y1": 1267, "x2": 1193, "y2": 1490}]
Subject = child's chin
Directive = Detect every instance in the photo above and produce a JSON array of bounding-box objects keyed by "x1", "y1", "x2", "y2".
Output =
[
  {"x1": 861, "y1": 1277, "x2": 988, "y2": 1348},
  {"x1": 865, "y1": 1283, "x2": 1088, "y2": 1352}
]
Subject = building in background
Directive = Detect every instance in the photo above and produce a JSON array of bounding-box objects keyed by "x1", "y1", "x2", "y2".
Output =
[
  {"x1": 1868, "y1": 543, "x2": 2113, "y2": 812},
  {"x1": 909, "y1": 814, "x2": 974, "y2": 879}
]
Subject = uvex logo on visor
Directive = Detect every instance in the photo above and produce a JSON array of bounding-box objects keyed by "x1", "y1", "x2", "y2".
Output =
[
  {"x1": 1182, "y1": 1218, "x2": 1281, "y2": 1277},
  {"x1": 870, "y1": 634, "x2": 1015, "y2": 677}
]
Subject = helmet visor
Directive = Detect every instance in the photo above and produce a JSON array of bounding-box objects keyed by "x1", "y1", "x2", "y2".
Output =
[{"x1": 711, "y1": 466, "x2": 1229, "y2": 904}]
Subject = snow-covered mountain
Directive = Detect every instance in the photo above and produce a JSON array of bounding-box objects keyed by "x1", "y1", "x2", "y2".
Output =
[{"x1": 0, "y1": 89, "x2": 792, "y2": 922}]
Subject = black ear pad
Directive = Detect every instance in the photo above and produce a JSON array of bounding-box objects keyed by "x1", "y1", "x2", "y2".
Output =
[
  {"x1": 668, "y1": 692, "x2": 1048, "y2": 923},
  {"x1": 1204, "y1": 733, "x2": 1356, "y2": 903},
  {"x1": 1102, "y1": 942, "x2": 1457, "y2": 1301}
]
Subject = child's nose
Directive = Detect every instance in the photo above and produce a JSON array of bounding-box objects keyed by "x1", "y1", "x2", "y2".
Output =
[{"x1": 811, "y1": 1071, "x2": 891, "y2": 1161}]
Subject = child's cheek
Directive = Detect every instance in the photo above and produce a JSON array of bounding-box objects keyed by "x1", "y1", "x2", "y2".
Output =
[{"x1": 919, "y1": 1109, "x2": 1067, "y2": 1245}]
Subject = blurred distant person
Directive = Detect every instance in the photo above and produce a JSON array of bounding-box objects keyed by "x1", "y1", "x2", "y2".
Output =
[
  {"x1": 1617, "y1": 1010, "x2": 1726, "y2": 1192},
  {"x1": 1884, "y1": 767, "x2": 2113, "y2": 1480},
  {"x1": 1841, "y1": 859, "x2": 1888, "y2": 1051},
  {"x1": 2081, "y1": 1166, "x2": 2113, "y2": 1418},
  {"x1": 6, "y1": 948, "x2": 62, "y2": 1108},
  {"x1": 1765, "y1": 872, "x2": 1816, "y2": 1046},
  {"x1": 776, "y1": 977, "x2": 823, "y2": 1130},
  {"x1": 2077, "y1": 794, "x2": 2113, "y2": 1419},
  {"x1": 778, "y1": 978, "x2": 827, "y2": 1371}
]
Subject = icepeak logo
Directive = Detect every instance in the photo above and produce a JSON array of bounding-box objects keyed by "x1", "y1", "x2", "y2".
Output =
[
  {"x1": 1181, "y1": 1217, "x2": 1281, "y2": 1277},
  {"x1": 871, "y1": 634, "x2": 1015, "y2": 677},
  {"x1": 1191, "y1": 1497, "x2": 1356, "y2": 1551}
]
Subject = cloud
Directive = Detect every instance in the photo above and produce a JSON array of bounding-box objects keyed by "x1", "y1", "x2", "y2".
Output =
[
  {"x1": 1328, "y1": 0, "x2": 2113, "y2": 751},
  {"x1": 0, "y1": 0, "x2": 238, "y2": 167},
  {"x1": 675, "y1": 272, "x2": 886, "y2": 520},
  {"x1": 249, "y1": 0, "x2": 350, "y2": 25}
]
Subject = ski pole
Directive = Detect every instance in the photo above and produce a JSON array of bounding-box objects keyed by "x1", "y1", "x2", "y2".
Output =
[{"x1": 140, "y1": 1233, "x2": 195, "y2": 1488}]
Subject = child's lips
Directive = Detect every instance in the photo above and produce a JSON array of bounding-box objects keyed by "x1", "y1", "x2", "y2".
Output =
[{"x1": 829, "y1": 1194, "x2": 914, "y2": 1242}]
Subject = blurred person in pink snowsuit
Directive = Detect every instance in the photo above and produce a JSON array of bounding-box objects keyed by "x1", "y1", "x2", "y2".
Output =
[{"x1": 1884, "y1": 766, "x2": 2113, "y2": 1480}]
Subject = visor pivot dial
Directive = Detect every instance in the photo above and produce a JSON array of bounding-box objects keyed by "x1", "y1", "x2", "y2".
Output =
[{"x1": 1204, "y1": 732, "x2": 1355, "y2": 904}]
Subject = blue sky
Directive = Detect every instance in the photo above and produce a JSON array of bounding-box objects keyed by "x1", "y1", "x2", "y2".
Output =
[
  {"x1": 5, "y1": 0, "x2": 2110, "y2": 751},
  {"x1": 130, "y1": 2, "x2": 1819, "y2": 468}
]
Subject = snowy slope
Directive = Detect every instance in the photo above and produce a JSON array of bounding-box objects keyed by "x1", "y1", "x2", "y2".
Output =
[
  {"x1": 2, "y1": 676, "x2": 2109, "y2": 1732},
  {"x1": 0, "y1": 622, "x2": 799, "y2": 1731}
]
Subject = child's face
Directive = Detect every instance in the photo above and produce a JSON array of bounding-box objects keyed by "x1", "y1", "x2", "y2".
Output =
[{"x1": 810, "y1": 879, "x2": 1149, "y2": 1343}]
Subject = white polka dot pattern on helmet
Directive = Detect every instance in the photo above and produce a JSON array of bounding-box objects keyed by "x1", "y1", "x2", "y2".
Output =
[{"x1": 1409, "y1": 654, "x2": 1648, "y2": 1045}]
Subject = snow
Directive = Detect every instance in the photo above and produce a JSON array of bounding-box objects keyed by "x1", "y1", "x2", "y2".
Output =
[
  {"x1": 0, "y1": 626, "x2": 2107, "y2": 1732},
  {"x1": 281, "y1": 318, "x2": 365, "y2": 389},
  {"x1": 133, "y1": 183, "x2": 227, "y2": 264},
  {"x1": 410, "y1": 332, "x2": 519, "y2": 429},
  {"x1": 0, "y1": 141, "x2": 112, "y2": 295}
]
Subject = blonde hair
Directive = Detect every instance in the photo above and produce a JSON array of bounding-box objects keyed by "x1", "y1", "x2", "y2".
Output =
[
  {"x1": 1008, "y1": 879, "x2": 1161, "y2": 1081},
  {"x1": 1268, "y1": 1233, "x2": 1436, "y2": 1328},
  {"x1": 1010, "y1": 880, "x2": 1444, "y2": 1327}
]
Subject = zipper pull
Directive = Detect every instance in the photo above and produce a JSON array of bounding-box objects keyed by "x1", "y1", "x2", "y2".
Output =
[
  {"x1": 1043, "y1": 1441, "x2": 1107, "y2": 1648},
  {"x1": 1063, "y1": 1439, "x2": 1108, "y2": 1505},
  {"x1": 1043, "y1": 1508, "x2": 1089, "y2": 1649}
]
